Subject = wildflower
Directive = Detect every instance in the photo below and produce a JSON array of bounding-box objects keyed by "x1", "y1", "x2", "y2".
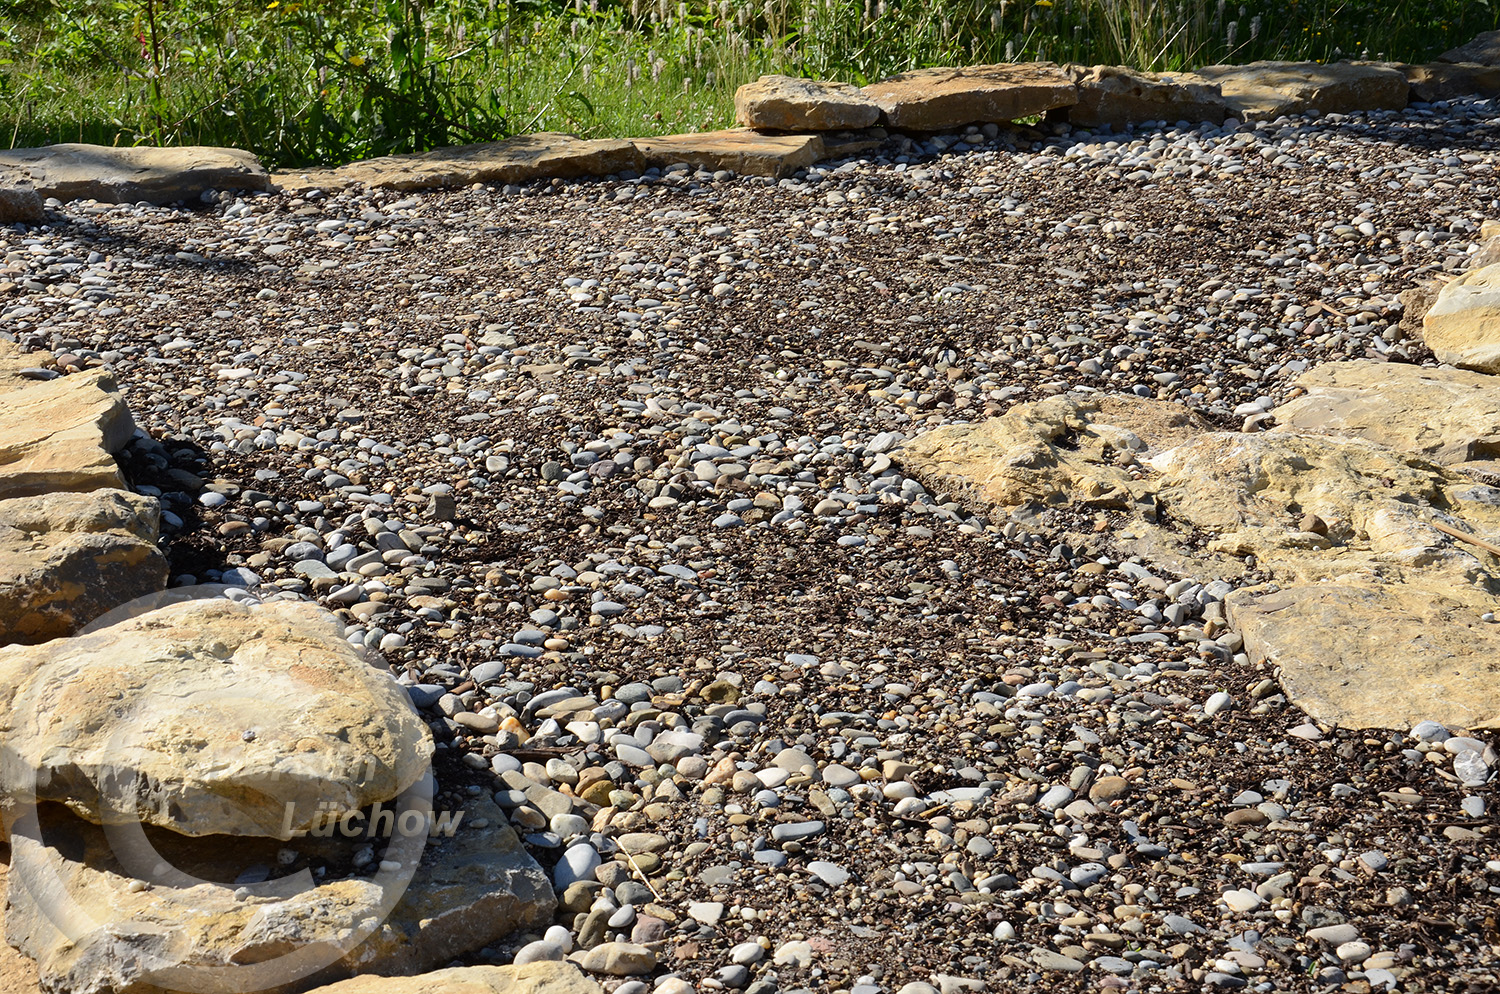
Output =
[{"x1": 347, "y1": 54, "x2": 366, "y2": 66}]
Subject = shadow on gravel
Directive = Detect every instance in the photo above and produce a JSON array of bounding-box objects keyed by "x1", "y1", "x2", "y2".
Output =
[{"x1": 116, "y1": 433, "x2": 234, "y2": 584}]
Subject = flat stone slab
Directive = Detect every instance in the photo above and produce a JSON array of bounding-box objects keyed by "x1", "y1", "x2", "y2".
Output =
[
  {"x1": 1440, "y1": 30, "x2": 1500, "y2": 66},
  {"x1": 0, "y1": 143, "x2": 270, "y2": 205},
  {"x1": 735, "y1": 75, "x2": 880, "y2": 131},
  {"x1": 1193, "y1": 61, "x2": 1408, "y2": 120},
  {"x1": 0, "y1": 596, "x2": 433, "y2": 838},
  {"x1": 1228, "y1": 580, "x2": 1500, "y2": 731},
  {"x1": 1423, "y1": 262, "x2": 1500, "y2": 372},
  {"x1": 631, "y1": 129, "x2": 825, "y2": 178},
  {"x1": 1274, "y1": 360, "x2": 1500, "y2": 467},
  {"x1": 1392, "y1": 61, "x2": 1500, "y2": 102},
  {"x1": 862, "y1": 63, "x2": 1077, "y2": 131},
  {"x1": 305, "y1": 962, "x2": 600, "y2": 994},
  {"x1": 274, "y1": 134, "x2": 644, "y2": 193},
  {"x1": 0, "y1": 489, "x2": 166, "y2": 645},
  {"x1": 0, "y1": 344, "x2": 136, "y2": 500},
  {"x1": 1063, "y1": 65, "x2": 1226, "y2": 127}
]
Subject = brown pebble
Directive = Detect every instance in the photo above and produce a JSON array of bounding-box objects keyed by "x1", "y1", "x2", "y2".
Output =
[
  {"x1": 1089, "y1": 776, "x2": 1131, "y2": 802},
  {"x1": 1224, "y1": 808, "x2": 1269, "y2": 828},
  {"x1": 1299, "y1": 513, "x2": 1328, "y2": 534}
]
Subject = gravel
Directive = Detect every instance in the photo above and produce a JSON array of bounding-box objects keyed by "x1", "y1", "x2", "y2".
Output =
[{"x1": 4, "y1": 97, "x2": 1499, "y2": 993}]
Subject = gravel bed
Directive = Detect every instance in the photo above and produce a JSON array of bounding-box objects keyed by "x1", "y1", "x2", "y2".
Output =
[{"x1": 4, "y1": 98, "x2": 1500, "y2": 993}]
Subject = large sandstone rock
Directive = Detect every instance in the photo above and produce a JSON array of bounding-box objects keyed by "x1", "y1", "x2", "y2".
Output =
[
  {"x1": 274, "y1": 134, "x2": 643, "y2": 194},
  {"x1": 1439, "y1": 30, "x2": 1500, "y2": 66},
  {"x1": 631, "y1": 129, "x2": 825, "y2": 178},
  {"x1": 5, "y1": 795, "x2": 554, "y2": 994},
  {"x1": 1422, "y1": 262, "x2": 1500, "y2": 371},
  {"x1": 0, "y1": 144, "x2": 270, "y2": 205},
  {"x1": 1062, "y1": 65, "x2": 1225, "y2": 127},
  {"x1": 734, "y1": 75, "x2": 880, "y2": 131},
  {"x1": 0, "y1": 356, "x2": 136, "y2": 499},
  {"x1": 1193, "y1": 61, "x2": 1408, "y2": 121},
  {"x1": 0, "y1": 596, "x2": 433, "y2": 838},
  {"x1": 0, "y1": 489, "x2": 167, "y2": 645},
  {"x1": 1397, "y1": 62, "x2": 1500, "y2": 102},
  {"x1": 862, "y1": 63, "x2": 1078, "y2": 130},
  {"x1": 0, "y1": 183, "x2": 44, "y2": 225},
  {"x1": 305, "y1": 962, "x2": 600, "y2": 994},
  {"x1": 1273, "y1": 361, "x2": 1500, "y2": 467}
]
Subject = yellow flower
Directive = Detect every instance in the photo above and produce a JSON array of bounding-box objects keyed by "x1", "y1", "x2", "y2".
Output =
[
  {"x1": 1034, "y1": 0, "x2": 1052, "y2": 5},
  {"x1": 348, "y1": 54, "x2": 366, "y2": 66},
  {"x1": 266, "y1": 1, "x2": 277, "y2": 7}
]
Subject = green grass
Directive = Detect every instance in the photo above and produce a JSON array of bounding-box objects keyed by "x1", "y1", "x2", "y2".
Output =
[{"x1": 2, "y1": 0, "x2": 1498, "y2": 168}]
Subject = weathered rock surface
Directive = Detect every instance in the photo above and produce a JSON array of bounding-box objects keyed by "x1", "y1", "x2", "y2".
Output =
[
  {"x1": 1062, "y1": 65, "x2": 1225, "y2": 127},
  {"x1": 1439, "y1": 30, "x2": 1500, "y2": 66},
  {"x1": 343, "y1": 796, "x2": 557, "y2": 975},
  {"x1": 0, "y1": 351, "x2": 136, "y2": 499},
  {"x1": 0, "y1": 183, "x2": 44, "y2": 225},
  {"x1": 1194, "y1": 61, "x2": 1408, "y2": 120},
  {"x1": 5, "y1": 795, "x2": 553, "y2": 994},
  {"x1": 734, "y1": 75, "x2": 880, "y2": 131},
  {"x1": 1422, "y1": 262, "x2": 1500, "y2": 372},
  {"x1": 862, "y1": 63, "x2": 1077, "y2": 131},
  {"x1": 274, "y1": 134, "x2": 643, "y2": 194},
  {"x1": 304, "y1": 962, "x2": 599, "y2": 994},
  {"x1": 896, "y1": 393, "x2": 1208, "y2": 513},
  {"x1": 1228, "y1": 580, "x2": 1500, "y2": 731},
  {"x1": 0, "y1": 144, "x2": 270, "y2": 205},
  {"x1": 901, "y1": 379, "x2": 1500, "y2": 730},
  {"x1": 0, "y1": 596, "x2": 433, "y2": 838},
  {"x1": 1397, "y1": 61, "x2": 1500, "y2": 102},
  {"x1": 631, "y1": 129, "x2": 825, "y2": 178},
  {"x1": 0, "y1": 859, "x2": 40, "y2": 994},
  {"x1": 0, "y1": 489, "x2": 166, "y2": 645},
  {"x1": 1274, "y1": 361, "x2": 1500, "y2": 468}
]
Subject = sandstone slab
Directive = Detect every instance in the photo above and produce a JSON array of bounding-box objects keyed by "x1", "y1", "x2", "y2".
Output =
[
  {"x1": 305, "y1": 962, "x2": 600, "y2": 994},
  {"x1": 1273, "y1": 361, "x2": 1500, "y2": 467},
  {"x1": 734, "y1": 75, "x2": 881, "y2": 131},
  {"x1": 631, "y1": 129, "x2": 824, "y2": 178},
  {"x1": 1422, "y1": 262, "x2": 1500, "y2": 371},
  {"x1": 1193, "y1": 61, "x2": 1408, "y2": 121},
  {"x1": 0, "y1": 596, "x2": 433, "y2": 838},
  {"x1": 1439, "y1": 30, "x2": 1500, "y2": 66},
  {"x1": 1228, "y1": 580, "x2": 1500, "y2": 731},
  {"x1": 5, "y1": 795, "x2": 553, "y2": 994},
  {"x1": 0, "y1": 353, "x2": 136, "y2": 499},
  {"x1": 0, "y1": 489, "x2": 167, "y2": 645},
  {"x1": 1398, "y1": 61, "x2": 1500, "y2": 102},
  {"x1": 1062, "y1": 65, "x2": 1225, "y2": 127},
  {"x1": 862, "y1": 63, "x2": 1078, "y2": 131},
  {"x1": 0, "y1": 144, "x2": 270, "y2": 205},
  {"x1": 274, "y1": 134, "x2": 644, "y2": 193}
]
